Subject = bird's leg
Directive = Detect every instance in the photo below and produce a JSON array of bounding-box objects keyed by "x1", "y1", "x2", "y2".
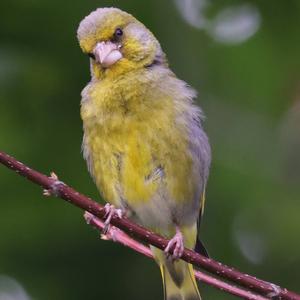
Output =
[
  {"x1": 164, "y1": 226, "x2": 184, "y2": 260},
  {"x1": 103, "y1": 203, "x2": 123, "y2": 234}
]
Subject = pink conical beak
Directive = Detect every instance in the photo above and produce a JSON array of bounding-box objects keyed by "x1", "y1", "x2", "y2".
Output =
[{"x1": 93, "y1": 41, "x2": 123, "y2": 68}]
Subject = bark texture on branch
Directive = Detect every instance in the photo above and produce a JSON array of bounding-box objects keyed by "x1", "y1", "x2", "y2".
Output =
[{"x1": 0, "y1": 150, "x2": 299, "y2": 300}]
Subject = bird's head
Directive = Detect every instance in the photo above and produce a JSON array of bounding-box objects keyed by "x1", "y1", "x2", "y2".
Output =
[{"x1": 77, "y1": 7, "x2": 166, "y2": 78}]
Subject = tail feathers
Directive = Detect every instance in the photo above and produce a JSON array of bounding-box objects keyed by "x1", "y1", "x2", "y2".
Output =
[
  {"x1": 160, "y1": 260, "x2": 201, "y2": 300},
  {"x1": 194, "y1": 237, "x2": 209, "y2": 258}
]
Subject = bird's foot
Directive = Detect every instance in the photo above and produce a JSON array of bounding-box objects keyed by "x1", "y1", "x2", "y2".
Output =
[
  {"x1": 84, "y1": 211, "x2": 119, "y2": 242},
  {"x1": 103, "y1": 203, "x2": 123, "y2": 234},
  {"x1": 43, "y1": 172, "x2": 65, "y2": 197},
  {"x1": 165, "y1": 227, "x2": 184, "y2": 260}
]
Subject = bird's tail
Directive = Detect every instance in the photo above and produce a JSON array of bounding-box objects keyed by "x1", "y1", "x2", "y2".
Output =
[{"x1": 152, "y1": 246, "x2": 201, "y2": 300}]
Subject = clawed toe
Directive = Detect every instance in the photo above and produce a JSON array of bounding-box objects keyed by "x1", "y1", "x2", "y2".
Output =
[
  {"x1": 164, "y1": 227, "x2": 184, "y2": 260},
  {"x1": 103, "y1": 204, "x2": 123, "y2": 234}
]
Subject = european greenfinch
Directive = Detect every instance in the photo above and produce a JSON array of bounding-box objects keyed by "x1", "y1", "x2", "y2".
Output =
[{"x1": 77, "y1": 7, "x2": 211, "y2": 300}]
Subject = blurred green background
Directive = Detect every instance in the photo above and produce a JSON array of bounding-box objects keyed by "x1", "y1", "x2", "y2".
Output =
[{"x1": 0, "y1": 0, "x2": 300, "y2": 299}]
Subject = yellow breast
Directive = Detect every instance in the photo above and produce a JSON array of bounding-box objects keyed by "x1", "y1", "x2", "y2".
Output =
[{"x1": 81, "y1": 68, "x2": 198, "y2": 218}]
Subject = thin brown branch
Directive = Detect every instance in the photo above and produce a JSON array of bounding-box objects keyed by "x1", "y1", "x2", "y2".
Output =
[
  {"x1": 84, "y1": 212, "x2": 268, "y2": 300},
  {"x1": 0, "y1": 150, "x2": 299, "y2": 300}
]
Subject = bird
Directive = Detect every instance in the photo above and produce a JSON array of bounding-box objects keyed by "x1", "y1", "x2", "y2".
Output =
[{"x1": 77, "y1": 7, "x2": 211, "y2": 300}]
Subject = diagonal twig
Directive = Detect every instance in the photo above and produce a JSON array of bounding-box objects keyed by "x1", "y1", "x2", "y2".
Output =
[{"x1": 0, "y1": 150, "x2": 299, "y2": 300}]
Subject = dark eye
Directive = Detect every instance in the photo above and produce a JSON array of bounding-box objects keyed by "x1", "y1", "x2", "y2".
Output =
[
  {"x1": 88, "y1": 53, "x2": 95, "y2": 59},
  {"x1": 114, "y1": 28, "x2": 123, "y2": 37}
]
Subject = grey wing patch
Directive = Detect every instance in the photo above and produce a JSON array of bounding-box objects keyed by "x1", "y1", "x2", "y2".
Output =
[
  {"x1": 187, "y1": 105, "x2": 211, "y2": 257},
  {"x1": 145, "y1": 165, "x2": 165, "y2": 183}
]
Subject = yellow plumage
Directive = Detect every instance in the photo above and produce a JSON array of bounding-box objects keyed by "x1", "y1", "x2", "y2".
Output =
[{"x1": 78, "y1": 7, "x2": 211, "y2": 300}]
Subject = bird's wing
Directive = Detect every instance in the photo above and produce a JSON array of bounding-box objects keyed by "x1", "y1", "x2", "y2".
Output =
[
  {"x1": 194, "y1": 190, "x2": 210, "y2": 257},
  {"x1": 189, "y1": 116, "x2": 211, "y2": 258}
]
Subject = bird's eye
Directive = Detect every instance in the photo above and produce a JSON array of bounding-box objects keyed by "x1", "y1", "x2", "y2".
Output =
[
  {"x1": 114, "y1": 28, "x2": 123, "y2": 38},
  {"x1": 88, "y1": 53, "x2": 95, "y2": 59}
]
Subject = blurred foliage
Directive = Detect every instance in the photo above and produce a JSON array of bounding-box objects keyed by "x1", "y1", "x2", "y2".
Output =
[{"x1": 0, "y1": 0, "x2": 300, "y2": 299}]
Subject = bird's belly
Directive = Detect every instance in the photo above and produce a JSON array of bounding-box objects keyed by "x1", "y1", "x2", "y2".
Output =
[
  {"x1": 83, "y1": 118, "x2": 201, "y2": 232},
  {"x1": 131, "y1": 190, "x2": 201, "y2": 239},
  {"x1": 83, "y1": 122, "x2": 161, "y2": 204}
]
